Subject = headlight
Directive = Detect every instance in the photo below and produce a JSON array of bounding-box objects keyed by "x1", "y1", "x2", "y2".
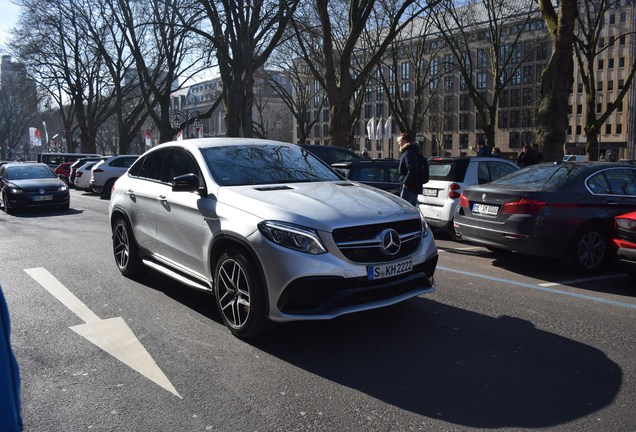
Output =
[
  {"x1": 258, "y1": 221, "x2": 327, "y2": 254},
  {"x1": 418, "y1": 208, "x2": 430, "y2": 238},
  {"x1": 8, "y1": 184, "x2": 22, "y2": 194},
  {"x1": 59, "y1": 184, "x2": 68, "y2": 191}
]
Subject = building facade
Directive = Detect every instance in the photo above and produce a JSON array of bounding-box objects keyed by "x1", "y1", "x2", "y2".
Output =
[{"x1": 291, "y1": 1, "x2": 636, "y2": 162}]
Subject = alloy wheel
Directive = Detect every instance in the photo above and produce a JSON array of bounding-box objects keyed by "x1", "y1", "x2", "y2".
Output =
[
  {"x1": 577, "y1": 230, "x2": 606, "y2": 270},
  {"x1": 216, "y1": 258, "x2": 251, "y2": 329},
  {"x1": 114, "y1": 222, "x2": 131, "y2": 270}
]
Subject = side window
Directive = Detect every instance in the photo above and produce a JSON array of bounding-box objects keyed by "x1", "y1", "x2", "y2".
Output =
[
  {"x1": 477, "y1": 162, "x2": 490, "y2": 184},
  {"x1": 170, "y1": 149, "x2": 200, "y2": 181},
  {"x1": 587, "y1": 172, "x2": 612, "y2": 195},
  {"x1": 138, "y1": 149, "x2": 172, "y2": 182},
  {"x1": 602, "y1": 168, "x2": 636, "y2": 196},
  {"x1": 489, "y1": 162, "x2": 518, "y2": 181}
]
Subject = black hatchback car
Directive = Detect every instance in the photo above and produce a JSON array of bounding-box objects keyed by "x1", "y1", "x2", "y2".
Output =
[
  {"x1": 331, "y1": 159, "x2": 401, "y2": 195},
  {"x1": 454, "y1": 162, "x2": 636, "y2": 272},
  {"x1": 299, "y1": 144, "x2": 361, "y2": 165},
  {"x1": 0, "y1": 162, "x2": 70, "y2": 213}
]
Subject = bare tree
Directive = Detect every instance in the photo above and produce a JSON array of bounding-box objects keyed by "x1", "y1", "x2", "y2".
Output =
[
  {"x1": 574, "y1": 0, "x2": 636, "y2": 160},
  {"x1": 182, "y1": 0, "x2": 300, "y2": 138},
  {"x1": 0, "y1": 74, "x2": 40, "y2": 159},
  {"x1": 535, "y1": 0, "x2": 578, "y2": 162},
  {"x1": 291, "y1": 0, "x2": 439, "y2": 148},
  {"x1": 376, "y1": 15, "x2": 442, "y2": 138},
  {"x1": 431, "y1": 0, "x2": 544, "y2": 149},
  {"x1": 108, "y1": 0, "x2": 207, "y2": 144},
  {"x1": 13, "y1": 0, "x2": 114, "y2": 154},
  {"x1": 266, "y1": 40, "x2": 326, "y2": 144}
]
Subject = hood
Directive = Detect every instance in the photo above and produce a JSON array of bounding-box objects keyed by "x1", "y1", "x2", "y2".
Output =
[
  {"x1": 9, "y1": 178, "x2": 66, "y2": 190},
  {"x1": 217, "y1": 181, "x2": 417, "y2": 231}
]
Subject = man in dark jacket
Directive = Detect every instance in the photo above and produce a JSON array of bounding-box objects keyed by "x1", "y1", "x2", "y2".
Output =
[
  {"x1": 398, "y1": 131, "x2": 424, "y2": 206},
  {"x1": 1, "y1": 285, "x2": 23, "y2": 432}
]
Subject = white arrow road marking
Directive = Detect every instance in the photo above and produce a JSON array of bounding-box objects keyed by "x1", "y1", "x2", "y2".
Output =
[{"x1": 24, "y1": 267, "x2": 182, "y2": 399}]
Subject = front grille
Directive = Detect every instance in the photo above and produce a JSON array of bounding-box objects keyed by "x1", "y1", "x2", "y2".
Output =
[{"x1": 332, "y1": 219, "x2": 422, "y2": 263}]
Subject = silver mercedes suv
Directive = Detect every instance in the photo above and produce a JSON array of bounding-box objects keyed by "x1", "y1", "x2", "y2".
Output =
[{"x1": 108, "y1": 138, "x2": 438, "y2": 337}]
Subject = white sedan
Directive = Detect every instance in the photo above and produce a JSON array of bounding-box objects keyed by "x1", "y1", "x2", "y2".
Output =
[{"x1": 73, "y1": 162, "x2": 98, "y2": 190}]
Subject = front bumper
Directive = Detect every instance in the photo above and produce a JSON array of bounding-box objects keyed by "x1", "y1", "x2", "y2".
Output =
[
  {"x1": 251, "y1": 223, "x2": 439, "y2": 322},
  {"x1": 5, "y1": 191, "x2": 69, "y2": 209}
]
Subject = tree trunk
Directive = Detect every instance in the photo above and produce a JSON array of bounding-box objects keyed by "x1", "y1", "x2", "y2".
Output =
[
  {"x1": 535, "y1": 0, "x2": 578, "y2": 162},
  {"x1": 329, "y1": 97, "x2": 353, "y2": 148}
]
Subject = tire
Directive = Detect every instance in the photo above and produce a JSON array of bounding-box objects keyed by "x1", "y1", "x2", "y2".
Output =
[
  {"x1": 448, "y1": 219, "x2": 460, "y2": 241},
  {"x1": 214, "y1": 249, "x2": 269, "y2": 338},
  {"x1": 102, "y1": 179, "x2": 116, "y2": 197},
  {"x1": 112, "y1": 218, "x2": 143, "y2": 277},
  {"x1": 2, "y1": 191, "x2": 13, "y2": 214},
  {"x1": 565, "y1": 224, "x2": 610, "y2": 273}
]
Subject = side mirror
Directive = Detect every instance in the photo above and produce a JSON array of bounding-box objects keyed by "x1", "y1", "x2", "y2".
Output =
[{"x1": 172, "y1": 173, "x2": 200, "y2": 192}]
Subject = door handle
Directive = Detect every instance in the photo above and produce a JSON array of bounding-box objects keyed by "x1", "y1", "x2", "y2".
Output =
[{"x1": 158, "y1": 195, "x2": 167, "y2": 201}]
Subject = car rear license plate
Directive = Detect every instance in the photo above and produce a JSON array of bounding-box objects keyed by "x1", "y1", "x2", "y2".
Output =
[
  {"x1": 33, "y1": 195, "x2": 53, "y2": 201},
  {"x1": 423, "y1": 188, "x2": 438, "y2": 197},
  {"x1": 367, "y1": 259, "x2": 413, "y2": 280},
  {"x1": 472, "y1": 203, "x2": 499, "y2": 216}
]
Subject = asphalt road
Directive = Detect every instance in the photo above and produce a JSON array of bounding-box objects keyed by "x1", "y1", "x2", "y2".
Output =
[{"x1": 1, "y1": 188, "x2": 635, "y2": 432}]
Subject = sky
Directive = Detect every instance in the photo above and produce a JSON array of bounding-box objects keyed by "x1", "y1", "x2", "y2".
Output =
[{"x1": 0, "y1": 0, "x2": 20, "y2": 50}]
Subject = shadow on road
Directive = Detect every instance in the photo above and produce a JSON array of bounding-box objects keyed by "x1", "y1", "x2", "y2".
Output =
[{"x1": 249, "y1": 299, "x2": 621, "y2": 429}]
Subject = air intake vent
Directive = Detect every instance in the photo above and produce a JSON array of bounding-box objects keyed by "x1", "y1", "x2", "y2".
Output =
[
  {"x1": 254, "y1": 185, "x2": 293, "y2": 191},
  {"x1": 336, "y1": 182, "x2": 356, "y2": 187}
]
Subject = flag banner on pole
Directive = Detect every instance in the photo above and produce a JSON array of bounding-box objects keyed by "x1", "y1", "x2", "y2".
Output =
[
  {"x1": 198, "y1": 126, "x2": 203, "y2": 139},
  {"x1": 176, "y1": 130, "x2": 183, "y2": 141},
  {"x1": 29, "y1": 127, "x2": 42, "y2": 147},
  {"x1": 366, "y1": 118, "x2": 376, "y2": 141},
  {"x1": 145, "y1": 130, "x2": 153, "y2": 147},
  {"x1": 384, "y1": 115, "x2": 393, "y2": 138},
  {"x1": 375, "y1": 116, "x2": 384, "y2": 141}
]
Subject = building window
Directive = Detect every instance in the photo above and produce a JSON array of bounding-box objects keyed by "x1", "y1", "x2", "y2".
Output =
[
  {"x1": 460, "y1": 94, "x2": 470, "y2": 111},
  {"x1": 597, "y1": 103, "x2": 602, "y2": 112},
  {"x1": 576, "y1": 125, "x2": 581, "y2": 135},
  {"x1": 619, "y1": 57, "x2": 625, "y2": 68},
  {"x1": 606, "y1": 124, "x2": 612, "y2": 134},
  {"x1": 618, "y1": 101, "x2": 624, "y2": 112},
  {"x1": 608, "y1": 80, "x2": 614, "y2": 91},
  {"x1": 577, "y1": 104, "x2": 582, "y2": 114},
  {"x1": 620, "y1": 35, "x2": 626, "y2": 45},
  {"x1": 459, "y1": 76, "x2": 467, "y2": 91},
  {"x1": 609, "y1": 13, "x2": 615, "y2": 25},
  {"x1": 617, "y1": 124, "x2": 623, "y2": 134},
  {"x1": 509, "y1": 131, "x2": 521, "y2": 149},
  {"x1": 401, "y1": 62, "x2": 410, "y2": 80},
  {"x1": 459, "y1": 113, "x2": 471, "y2": 130},
  {"x1": 365, "y1": 88, "x2": 372, "y2": 102},
  {"x1": 476, "y1": 72, "x2": 487, "y2": 89},
  {"x1": 459, "y1": 134, "x2": 469, "y2": 149},
  {"x1": 498, "y1": 110, "x2": 508, "y2": 128},
  {"x1": 376, "y1": 104, "x2": 384, "y2": 117},
  {"x1": 365, "y1": 104, "x2": 372, "y2": 118},
  {"x1": 444, "y1": 54, "x2": 454, "y2": 73},
  {"x1": 608, "y1": 58, "x2": 615, "y2": 69},
  {"x1": 443, "y1": 134, "x2": 453, "y2": 149},
  {"x1": 376, "y1": 86, "x2": 384, "y2": 101},
  {"x1": 598, "y1": 59, "x2": 604, "y2": 70},
  {"x1": 444, "y1": 76, "x2": 454, "y2": 92},
  {"x1": 477, "y1": 49, "x2": 488, "y2": 68},
  {"x1": 401, "y1": 82, "x2": 410, "y2": 97}
]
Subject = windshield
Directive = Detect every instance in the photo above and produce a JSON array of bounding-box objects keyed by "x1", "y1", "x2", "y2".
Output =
[
  {"x1": 7, "y1": 165, "x2": 57, "y2": 180},
  {"x1": 202, "y1": 144, "x2": 341, "y2": 186},
  {"x1": 490, "y1": 163, "x2": 586, "y2": 189}
]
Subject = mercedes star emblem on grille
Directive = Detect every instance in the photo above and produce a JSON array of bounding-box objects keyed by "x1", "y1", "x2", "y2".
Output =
[{"x1": 380, "y1": 228, "x2": 401, "y2": 256}]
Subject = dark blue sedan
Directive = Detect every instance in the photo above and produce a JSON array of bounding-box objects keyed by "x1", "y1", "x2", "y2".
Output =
[{"x1": 454, "y1": 162, "x2": 636, "y2": 273}]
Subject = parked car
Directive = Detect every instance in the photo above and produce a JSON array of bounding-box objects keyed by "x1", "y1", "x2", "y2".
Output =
[
  {"x1": 454, "y1": 162, "x2": 636, "y2": 272},
  {"x1": 0, "y1": 162, "x2": 70, "y2": 213},
  {"x1": 418, "y1": 156, "x2": 519, "y2": 239},
  {"x1": 73, "y1": 161, "x2": 99, "y2": 190},
  {"x1": 613, "y1": 211, "x2": 636, "y2": 278},
  {"x1": 109, "y1": 138, "x2": 438, "y2": 337},
  {"x1": 331, "y1": 159, "x2": 400, "y2": 195},
  {"x1": 90, "y1": 155, "x2": 138, "y2": 196},
  {"x1": 54, "y1": 162, "x2": 74, "y2": 183},
  {"x1": 69, "y1": 157, "x2": 105, "y2": 185},
  {"x1": 299, "y1": 144, "x2": 362, "y2": 165}
]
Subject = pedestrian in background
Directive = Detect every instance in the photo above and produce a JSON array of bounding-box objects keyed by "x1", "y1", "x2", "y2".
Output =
[
  {"x1": 492, "y1": 147, "x2": 502, "y2": 158},
  {"x1": 476, "y1": 141, "x2": 492, "y2": 157},
  {"x1": 361, "y1": 148, "x2": 371, "y2": 159},
  {"x1": 398, "y1": 131, "x2": 426, "y2": 206},
  {"x1": 0, "y1": 285, "x2": 23, "y2": 432},
  {"x1": 518, "y1": 144, "x2": 540, "y2": 167}
]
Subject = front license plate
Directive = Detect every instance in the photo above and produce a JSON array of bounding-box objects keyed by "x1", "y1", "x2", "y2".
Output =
[
  {"x1": 33, "y1": 195, "x2": 53, "y2": 201},
  {"x1": 423, "y1": 188, "x2": 438, "y2": 197},
  {"x1": 367, "y1": 259, "x2": 413, "y2": 280},
  {"x1": 472, "y1": 203, "x2": 499, "y2": 216}
]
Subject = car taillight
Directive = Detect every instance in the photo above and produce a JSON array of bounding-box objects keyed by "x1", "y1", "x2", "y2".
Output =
[
  {"x1": 449, "y1": 183, "x2": 461, "y2": 199},
  {"x1": 502, "y1": 198, "x2": 546, "y2": 214},
  {"x1": 76, "y1": 172, "x2": 83, "y2": 177},
  {"x1": 459, "y1": 193, "x2": 469, "y2": 208},
  {"x1": 93, "y1": 168, "x2": 104, "y2": 173}
]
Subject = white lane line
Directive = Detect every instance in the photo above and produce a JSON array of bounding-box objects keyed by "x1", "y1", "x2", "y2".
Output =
[
  {"x1": 24, "y1": 267, "x2": 182, "y2": 399},
  {"x1": 437, "y1": 266, "x2": 636, "y2": 311},
  {"x1": 539, "y1": 273, "x2": 627, "y2": 287}
]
